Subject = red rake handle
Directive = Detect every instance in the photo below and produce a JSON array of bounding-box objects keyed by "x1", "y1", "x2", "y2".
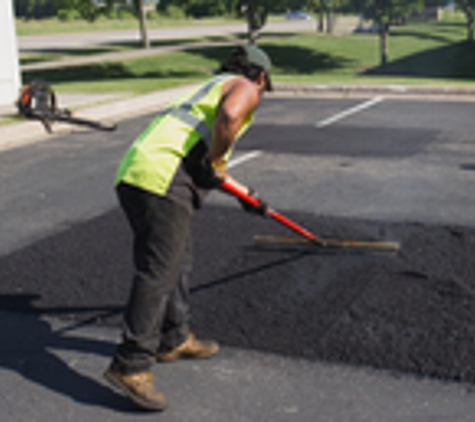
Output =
[
  {"x1": 220, "y1": 180, "x2": 326, "y2": 246},
  {"x1": 266, "y1": 209, "x2": 323, "y2": 243}
]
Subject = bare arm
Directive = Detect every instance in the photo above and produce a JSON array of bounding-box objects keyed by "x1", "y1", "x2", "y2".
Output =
[{"x1": 208, "y1": 76, "x2": 261, "y2": 189}]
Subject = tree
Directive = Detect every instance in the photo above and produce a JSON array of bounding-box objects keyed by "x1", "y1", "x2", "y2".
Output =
[
  {"x1": 457, "y1": 0, "x2": 475, "y2": 42},
  {"x1": 317, "y1": 0, "x2": 325, "y2": 31},
  {"x1": 159, "y1": 0, "x2": 276, "y2": 43},
  {"x1": 306, "y1": 0, "x2": 346, "y2": 34},
  {"x1": 158, "y1": 0, "x2": 227, "y2": 17},
  {"x1": 14, "y1": 0, "x2": 56, "y2": 19},
  {"x1": 157, "y1": 0, "x2": 290, "y2": 42},
  {"x1": 352, "y1": 0, "x2": 423, "y2": 65},
  {"x1": 322, "y1": 0, "x2": 338, "y2": 33},
  {"x1": 239, "y1": 0, "x2": 268, "y2": 43},
  {"x1": 237, "y1": 0, "x2": 289, "y2": 42},
  {"x1": 132, "y1": 0, "x2": 150, "y2": 48},
  {"x1": 54, "y1": 0, "x2": 99, "y2": 21}
]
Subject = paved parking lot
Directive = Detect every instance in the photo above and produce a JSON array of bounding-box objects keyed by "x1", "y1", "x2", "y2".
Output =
[
  {"x1": 1, "y1": 94, "x2": 475, "y2": 420},
  {"x1": 228, "y1": 95, "x2": 475, "y2": 225}
]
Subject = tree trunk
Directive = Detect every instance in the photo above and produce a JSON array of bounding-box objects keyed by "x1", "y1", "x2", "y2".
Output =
[
  {"x1": 134, "y1": 0, "x2": 149, "y2": 49},
  {"x1": 105, "y1": 0, "x2": 114, "y2": 17},
  {"x1": 326, "y1": 10, "x2": 334, "y2": 34},
  {"x1": 467, "y1": 10, "x2": 474, "y2": 42},
  {"x1": 379, "y1": 25, "x2": 388, "y2": 66},
  {"x1": 245, "y1": 0, "x2": 266, "y2": 44},
  {"x1": 318, "y1": 0, "x2": 324, "y2": 32}
]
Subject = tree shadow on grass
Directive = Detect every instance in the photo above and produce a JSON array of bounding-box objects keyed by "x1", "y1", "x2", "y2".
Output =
[
  {"x1": 21, "y1": 47, "x2": 119, "y2": 65},
  {"x1": 186, "y1": 44, "x2": 354, "y2": 75},
  {"x1": 386, "y1": 20, "x2": 467, "y2": 44},
  {"x1": 389, "y1": 28, "x2": 459, "y2": 44},
  {"x1": 362, "y1": 40, "x2": 475, "y2": 80},
  {"x1": 265, "y1": 44, "x2": 354, "y2": 74},
  {"x1": 22, "y1": 62, "x2": 202, "y2": 85}
]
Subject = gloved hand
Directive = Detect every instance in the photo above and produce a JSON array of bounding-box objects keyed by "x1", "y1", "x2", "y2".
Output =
[
  {"x1": 187, "y1": 157, "x2": 222, "y2": 189},
  {"x1": 238, "y1": 188, "x2": 268, "y2": 216},
  {"x1": 202, "y1": 160, "x2": 223, "y2": 189}
]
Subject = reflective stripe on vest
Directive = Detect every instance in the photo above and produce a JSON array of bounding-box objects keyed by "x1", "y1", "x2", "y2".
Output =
[{"x1": 162, "y1": 75, "x2": 230, "y2": 145}]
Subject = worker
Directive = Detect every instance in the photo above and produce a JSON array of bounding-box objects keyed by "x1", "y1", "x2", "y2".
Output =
[{"x1": 104, "y1": 44, "x2": 273, "y2": 411}]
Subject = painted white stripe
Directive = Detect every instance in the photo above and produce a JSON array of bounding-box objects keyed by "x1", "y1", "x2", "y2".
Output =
[
  {"x1": 228, "y1": 150, "x2": 262, "y2": 168},
  {"x1": 316, "y1": 96, "x2": 384, "y2": 128}
]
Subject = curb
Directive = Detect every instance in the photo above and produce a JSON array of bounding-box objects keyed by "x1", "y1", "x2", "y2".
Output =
[{"x1": 273, "y1": 83, "x2": 475, "y2": 99}]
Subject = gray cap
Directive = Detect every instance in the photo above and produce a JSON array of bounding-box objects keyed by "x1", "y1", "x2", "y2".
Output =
[
  {"x1": 243, "y1": 44, "x2": 272, "y2": 73},
  {"x1": 242, "y1": 44, "x2": 273, "y2": 91}
]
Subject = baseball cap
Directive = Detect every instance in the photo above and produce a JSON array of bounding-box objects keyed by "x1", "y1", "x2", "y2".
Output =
[{"x1": 242, "y1": 44, "x2": 273, "y2": 91}]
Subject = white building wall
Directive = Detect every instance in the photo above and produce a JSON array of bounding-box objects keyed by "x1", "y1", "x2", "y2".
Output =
[{"x1": 0, "y1": 0, "x2": 21, "y2": 107}]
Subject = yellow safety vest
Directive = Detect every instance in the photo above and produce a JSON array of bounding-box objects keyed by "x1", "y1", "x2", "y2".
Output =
[{"x1": 115, "y1": 74, "x2": 254, "y2": 196}]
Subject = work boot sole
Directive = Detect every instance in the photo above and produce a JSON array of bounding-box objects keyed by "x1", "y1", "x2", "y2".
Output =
[{"x1": 103, "y1": 370, "x2": 168, "y2": 411}]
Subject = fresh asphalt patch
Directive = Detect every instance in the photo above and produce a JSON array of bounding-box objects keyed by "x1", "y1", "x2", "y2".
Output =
[
  {"x1": 1, "y1": 203, "x2": 475, "y2": 384},
  {"x1": 1, "y1": 97, "x2": 475, "y2": 389}
]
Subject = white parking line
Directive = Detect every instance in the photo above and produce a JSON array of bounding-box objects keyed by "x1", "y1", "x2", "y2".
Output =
[
  {"x1": 316, "y1": 96, "x2": 384, "y2": 128},
  {"x1": 228, "y1": 150, "x2": 262, "y2": 168}
]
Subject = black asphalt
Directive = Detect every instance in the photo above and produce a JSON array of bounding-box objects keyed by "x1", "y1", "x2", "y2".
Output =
[{"x1": 2, "y1": 96, "x2": 475, "y2": 421}]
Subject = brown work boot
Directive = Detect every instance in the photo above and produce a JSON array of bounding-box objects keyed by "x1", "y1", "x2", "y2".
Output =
[
  {"x1": 156, "y1": 333, "x2": 219, "y2": 363},
  {"x1": 104, "y1": 368, "x2": 168, "y2": 411}
]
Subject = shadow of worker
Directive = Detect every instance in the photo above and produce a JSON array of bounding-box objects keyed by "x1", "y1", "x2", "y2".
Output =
[{"x1": 0, "y1": 294, "x2": 136, "y2": 412}]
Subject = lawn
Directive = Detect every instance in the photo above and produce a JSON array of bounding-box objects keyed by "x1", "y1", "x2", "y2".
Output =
[
  {"x1": 20, "y1": 18, "x2": 475, "y2": 96},
  {"x1": 265, "y1": 19, "x2": 475, "y2": 84}
]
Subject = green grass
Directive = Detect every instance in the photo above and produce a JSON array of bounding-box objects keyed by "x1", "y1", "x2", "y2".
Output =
[
  {"x1": 263, "y1": 20, "x2": 475, "y2": 81},
  {"x1": 21, "y1": 19, "x2": 475, "y2": 96}
]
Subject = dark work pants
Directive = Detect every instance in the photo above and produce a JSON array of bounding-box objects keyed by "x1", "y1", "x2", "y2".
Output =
[{"x1": 111, "y1": 183, "x2": 192, "y2": 374}]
